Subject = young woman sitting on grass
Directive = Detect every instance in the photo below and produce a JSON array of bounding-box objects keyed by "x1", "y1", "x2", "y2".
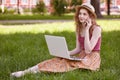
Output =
[{"x1": 11, "y1": 3, "x2": 102, "y2": 78}]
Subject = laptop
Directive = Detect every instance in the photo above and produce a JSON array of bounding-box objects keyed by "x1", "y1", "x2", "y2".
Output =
[{"x1": 45, "y1": 35, "x2": 85, "y2": 61}]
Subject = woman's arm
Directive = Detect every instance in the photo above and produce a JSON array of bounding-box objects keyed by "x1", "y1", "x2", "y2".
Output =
[
  {"x1": 84, "y1": 26, "x2": 101, "y2": 53},
  {"x1": 69, "y1": 33, "x2": 81, "y2": 55}
]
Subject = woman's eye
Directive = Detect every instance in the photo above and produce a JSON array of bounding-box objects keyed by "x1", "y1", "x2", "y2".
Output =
[
  {"x1": 83, "y1": 13, "x2": 86, "y2": 15},
  {"x1": 79, "y1": 12, "x2": 87, "y2": 16}
]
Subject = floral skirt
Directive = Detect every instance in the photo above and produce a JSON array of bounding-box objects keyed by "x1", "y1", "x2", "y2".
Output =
[{"x1": 38, "y1": 51, "x2": 101, "y2": 72}]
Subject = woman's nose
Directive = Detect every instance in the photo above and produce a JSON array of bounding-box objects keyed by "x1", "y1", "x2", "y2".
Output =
[{"x1": 79, "y1": 14, "x2": 83, "y2": 18}]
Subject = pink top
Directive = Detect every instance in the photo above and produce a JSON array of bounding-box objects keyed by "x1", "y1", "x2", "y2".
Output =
[{"x1": 78, "y1": 35, "x2": 101, "y2": 51}]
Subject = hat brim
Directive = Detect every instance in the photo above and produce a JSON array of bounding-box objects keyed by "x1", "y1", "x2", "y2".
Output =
[{"x1": 76, "y1": 5, "x2": 97, "y2": 18}]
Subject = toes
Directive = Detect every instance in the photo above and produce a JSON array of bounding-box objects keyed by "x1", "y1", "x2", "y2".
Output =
[{"x1": 10, "y1": 71, "x2": 24, "y2": 78}]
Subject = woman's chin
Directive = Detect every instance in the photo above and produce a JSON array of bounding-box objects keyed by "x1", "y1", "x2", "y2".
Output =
[
  {"x1": 80, "y1": 21, "x2": 84, "y2": 23},
  {"x1": 79, "y1": 20, "x2": 85, "y2": 23}
]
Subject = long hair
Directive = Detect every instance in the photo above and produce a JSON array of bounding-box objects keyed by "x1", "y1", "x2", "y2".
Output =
[{"x1": 74, "y1": 7, "x2": 98, "y2": 35}]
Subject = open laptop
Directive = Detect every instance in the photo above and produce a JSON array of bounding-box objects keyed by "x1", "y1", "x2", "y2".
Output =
[{"x1": 45, "y1": 35, "x2": 85, "y2": 61}]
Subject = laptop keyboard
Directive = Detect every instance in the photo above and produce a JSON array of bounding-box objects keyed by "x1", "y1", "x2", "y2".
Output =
[{"x1": 71, "y1": 56, "x2": 81, "y2": 59}]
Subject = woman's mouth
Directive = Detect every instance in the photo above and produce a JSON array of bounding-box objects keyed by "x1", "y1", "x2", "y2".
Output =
[{"x1": 79, "y1": 19, "x2": 85, "y2": 22}]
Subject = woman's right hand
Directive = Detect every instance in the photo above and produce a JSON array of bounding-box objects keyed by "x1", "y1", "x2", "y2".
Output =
[{"x1": 85, "y1": 18, "x2": 92, "y2": 30}]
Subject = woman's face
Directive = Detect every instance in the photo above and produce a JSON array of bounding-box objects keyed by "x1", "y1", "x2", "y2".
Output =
[{"x1": 78, "y1": 8, "x2": 90, "y2": 23}]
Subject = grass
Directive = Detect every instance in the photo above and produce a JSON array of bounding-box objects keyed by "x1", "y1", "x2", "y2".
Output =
[
  {"x1": 0, "y1": 13, "x2": 120, "y2": 20},
  {"x1": 0, "y1": 20, "x2": 120, "y2": 80},
  {"x1": 0, "y1": 14, "x2": 74, "y2": 20}
]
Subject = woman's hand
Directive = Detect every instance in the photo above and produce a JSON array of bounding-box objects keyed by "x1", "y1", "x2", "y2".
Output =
[{"x1": 85, "y1": 18, "x2": 92, "y2": 30}]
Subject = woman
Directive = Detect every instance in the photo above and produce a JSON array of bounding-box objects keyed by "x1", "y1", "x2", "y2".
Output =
[{"x1": 11, "y1": 3, "x2": 101, "y2": 78}]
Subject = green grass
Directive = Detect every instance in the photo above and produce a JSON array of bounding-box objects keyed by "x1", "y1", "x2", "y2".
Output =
[
  {"x1": 0, "y1": 20, "x2": 120, "y2": 80},
  {"x1": 0, "y1": 14, "x2": 120, "y2": 20},
  {"x1": 0, "y1": 14, "x2": 74, "y2": 20}
]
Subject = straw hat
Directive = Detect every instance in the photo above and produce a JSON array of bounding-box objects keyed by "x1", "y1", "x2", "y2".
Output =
[{"x1": 76, "y1": 3, "x2": 97, "y2": 18}]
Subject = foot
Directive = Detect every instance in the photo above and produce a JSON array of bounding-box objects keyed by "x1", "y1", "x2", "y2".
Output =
[{"x1": 11, "y1": 71, "x2": 25, "y2": 78}]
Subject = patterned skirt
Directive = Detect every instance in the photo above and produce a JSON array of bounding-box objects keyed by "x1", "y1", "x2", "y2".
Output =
[{"x1": 38, "y1": 51, "x2": 101, "y2": 72}]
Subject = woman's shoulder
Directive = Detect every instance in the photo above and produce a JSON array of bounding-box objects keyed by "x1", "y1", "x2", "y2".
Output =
[
  {"x1": 93, "y1": 25, "x2": 101, "y2": 32},
  {"x1": 92, "y1": 25, "x2": 101, "y2": 37}
]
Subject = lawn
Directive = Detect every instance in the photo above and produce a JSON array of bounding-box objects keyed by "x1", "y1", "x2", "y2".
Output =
[
  {"x1": 0, "y1": 14, "x2": 120, "y2": 20},
  {"x1": 0, "y1": 20, "x2": 120, "y2": 80},
  {"x1": 0, "y1": 14, "x2": 74, "y2": 20}
]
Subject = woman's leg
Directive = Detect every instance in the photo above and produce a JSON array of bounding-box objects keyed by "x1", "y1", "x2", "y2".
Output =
[{"x1": 11, "y1": 65, "x2": 39, "y2": 78}]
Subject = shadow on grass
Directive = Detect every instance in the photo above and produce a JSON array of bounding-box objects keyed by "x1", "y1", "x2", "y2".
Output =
[{"x1": 0, "y1": 30, "x2": 120, "y2": 80}]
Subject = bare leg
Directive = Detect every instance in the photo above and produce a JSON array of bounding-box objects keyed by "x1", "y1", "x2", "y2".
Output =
[{"x1": 11, "y1": 65, "x2": 39, "y2": 78}]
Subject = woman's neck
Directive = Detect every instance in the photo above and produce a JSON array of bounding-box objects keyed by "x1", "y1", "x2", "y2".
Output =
[
  {"x1": 80, "y1": 27, "x2": 86, "y2": 37},
  {"x1": 81, "y1": 22, "x2": 86, "y2": 27}
]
